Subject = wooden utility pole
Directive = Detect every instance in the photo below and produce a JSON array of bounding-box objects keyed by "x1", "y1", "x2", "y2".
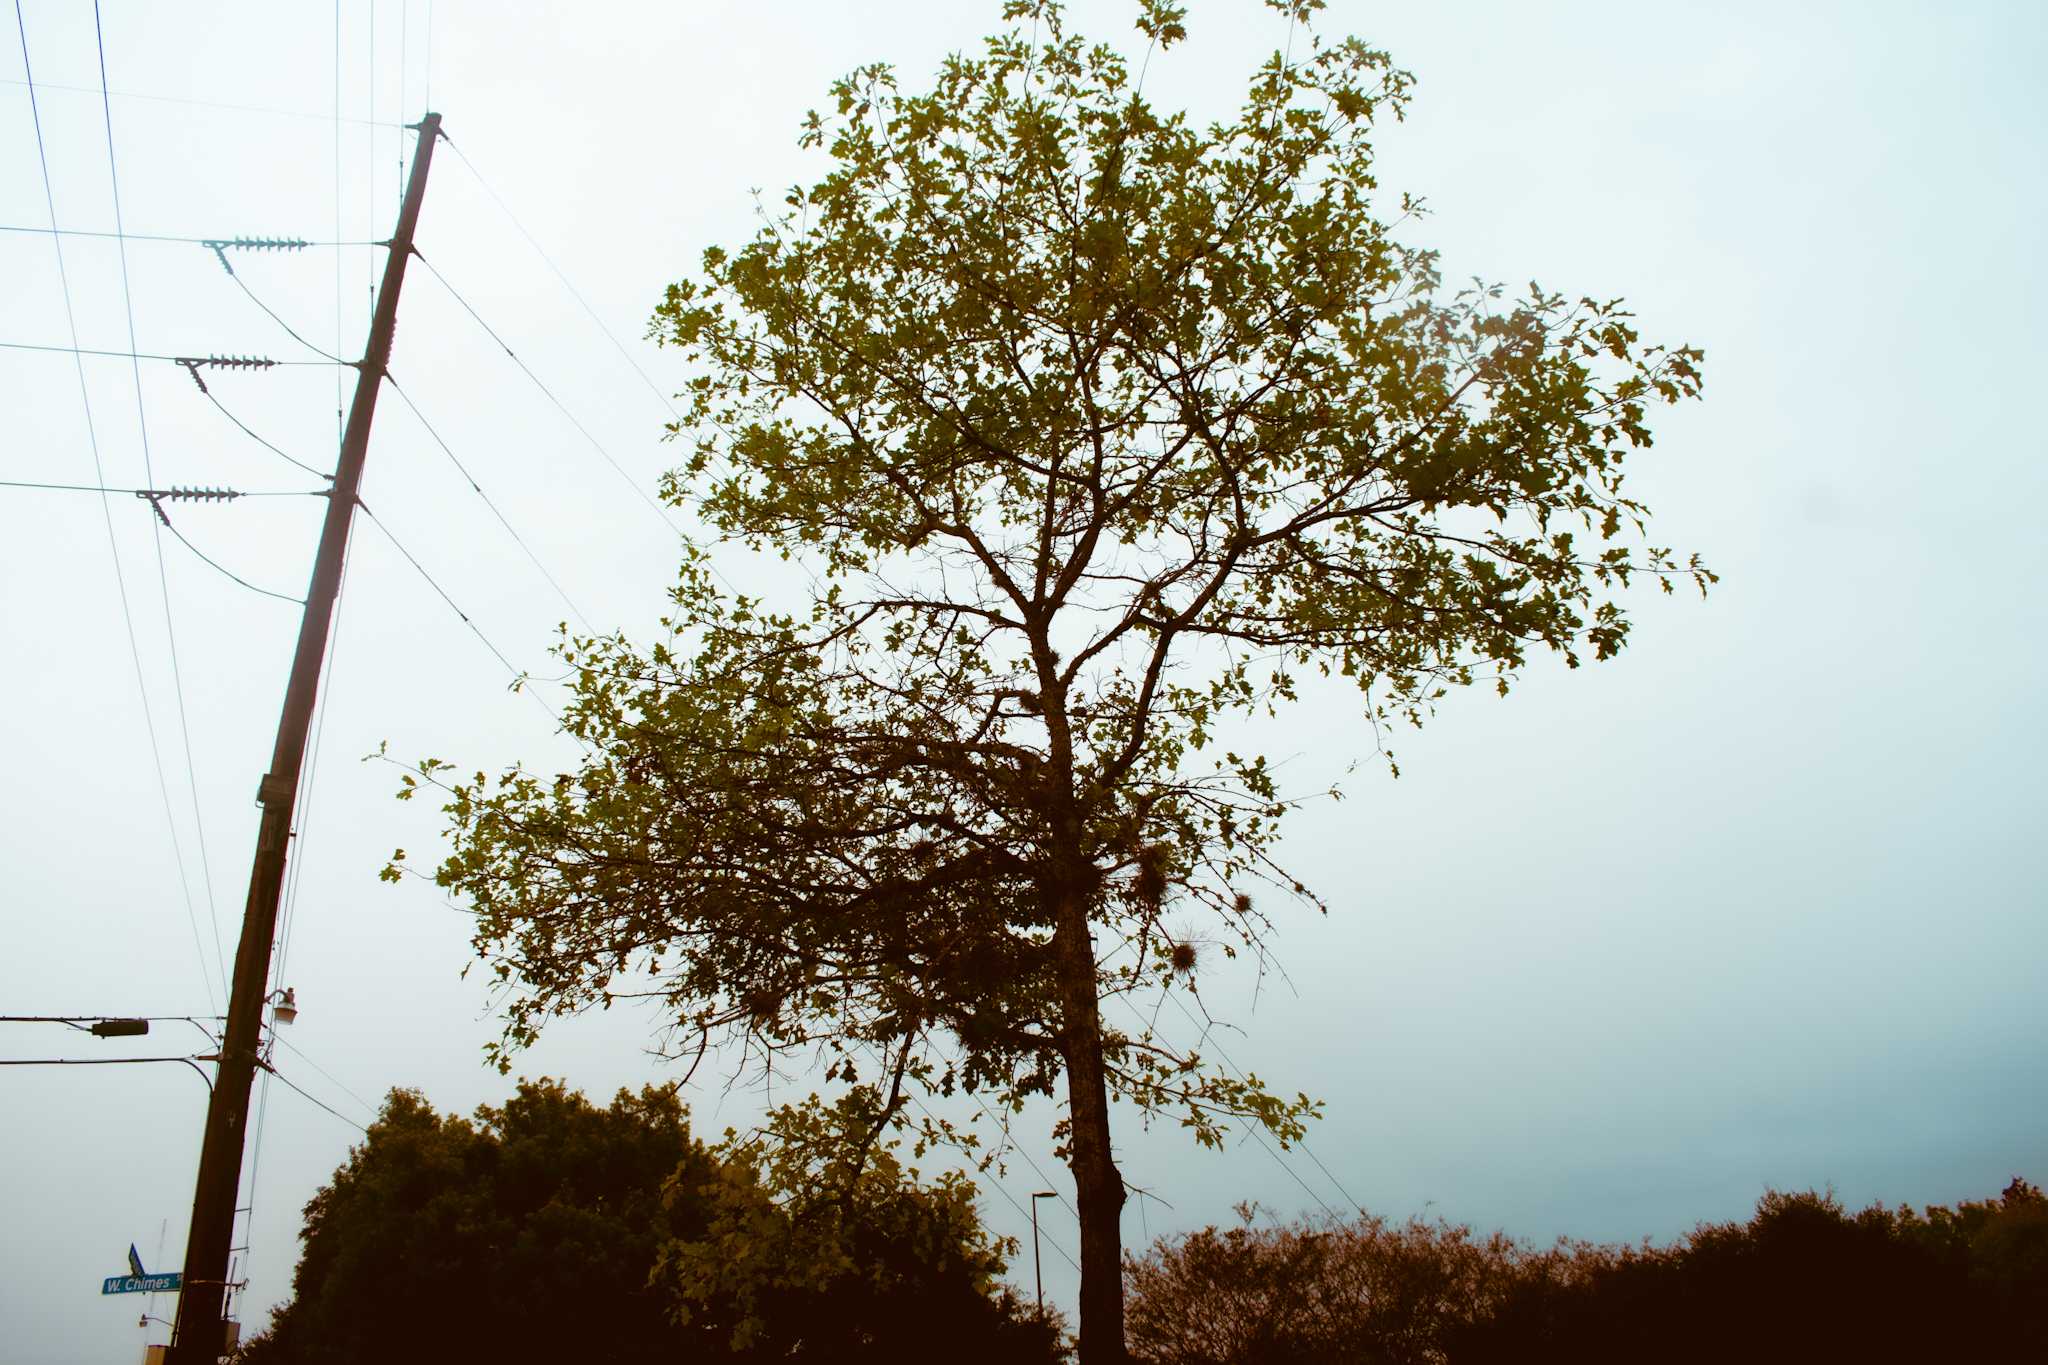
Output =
[{"x1": 167, "y1": 112, "x2": 441, "y2": 1365}]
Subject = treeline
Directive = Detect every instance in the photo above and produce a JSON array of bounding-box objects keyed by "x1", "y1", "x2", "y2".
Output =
[
  {"x1": 236, "y1": 1081, "x2": 1064, "y2": 1364},
  {"x1": 235, "y1": 1075, "x2": 2042, "y2": 1364},
  {"x1": 1124, "y1": 1181, "x2": 2048, "y2": 1364}
]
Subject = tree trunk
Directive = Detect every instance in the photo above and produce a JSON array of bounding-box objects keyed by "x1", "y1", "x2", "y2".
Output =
[{"x1": 1057, "y1": 899, "x2": 1128, "y2": 1365}]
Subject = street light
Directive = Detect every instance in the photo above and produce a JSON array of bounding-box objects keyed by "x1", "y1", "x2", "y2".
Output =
[
  {"x1": 267, "y1": 988, "x2": 296, "y2": 1026},
  {"x1": 0, "y1": 1014, "x2": 150, "y2": 1037},
  {"x1": 1030, "y1": 1191, "x2": 1060, "y2": 1315}
]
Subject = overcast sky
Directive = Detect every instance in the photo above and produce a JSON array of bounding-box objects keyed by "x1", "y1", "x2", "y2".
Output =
[{"x1": 3, "y1": 2, "x2": 2043, "y2": 1360}]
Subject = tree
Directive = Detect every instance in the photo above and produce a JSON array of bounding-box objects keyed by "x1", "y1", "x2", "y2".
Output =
[
  {"x1": 237, "y1": 1082, "x2": 1061, "y2": 1363},
  {"x1": 400, "y1": 2, "x2": 1707, "y2": 1357}
]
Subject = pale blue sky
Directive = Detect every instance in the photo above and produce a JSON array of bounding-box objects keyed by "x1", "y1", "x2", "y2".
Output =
[{"x1": 2, "y1": 3, "x2": 2042, "y2": 1360}]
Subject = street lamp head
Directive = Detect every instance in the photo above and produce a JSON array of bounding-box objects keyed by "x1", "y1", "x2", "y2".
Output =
[{"x1": 268, "y1": 988, "x2": 296, "y2": 1026}]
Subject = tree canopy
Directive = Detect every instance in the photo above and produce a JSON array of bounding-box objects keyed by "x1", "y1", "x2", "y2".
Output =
[
  {"x1": 237, "y1": 1081, "x2": 1061, "y2": 1364},
  {"x1": 398, "y1": 1, "x2": 1707, "y2": 1357}
]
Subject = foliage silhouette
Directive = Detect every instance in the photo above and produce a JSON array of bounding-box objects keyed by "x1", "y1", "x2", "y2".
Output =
[
  {"x1": 396, "y1": 0, "x2": 1707, "y2": 1357},
  {"x1": 234, "y1": 1081, "x2": 1063, "y2": 1364},
  {"x1": 1122, "y1": 1181, "x2": 2048, "y2": 1364}
]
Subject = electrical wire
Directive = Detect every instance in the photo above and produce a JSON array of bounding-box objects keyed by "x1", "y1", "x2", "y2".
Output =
[
  {"x1": 261, "y1": 1061, "x2": 368, "y2": 1133},
  {"x1": 95, "y1": 0, "x2": 231, "y2": 1001},
  {"x1": 225, "y1": 271, "x2": 351, "y2": 364},
  {"x1": 334, "y1": 0, "x2": 345, "y2": 448},
  {"x1": 0, "y1": 1014, "x2": 222, "y2": 1027},
  {"x1": 192, "y1": 385, "x2": 333, "y2": 479},
  {"x1": 383, "y1": 372, "x2": 593, "y2": 630},
  {"x1": 412, "y1": 251, "x2": 686, "y2": 540},
  {"x1": 0, "y1": 1054, "x2": 216, "y2": 1095},
  {"x1": 155, "y1": 514, "x2": 304, "y2": 605},
  {"x1": 12, "y1": 0, "x2": 220, "y2": 1016},
  {"x1": 0, "y1": 479, "x2": 321, "y2": 497},
  {"x1": 1152, "y1": 985, "x2": 1364, "y2": 1213},
  {"x1": 354, "y1": 499, "x2": 578, "y2": 739},
  {"x1": 274, "y1": 534, "x2": 351, "y2": 995},
  {"x1": 440, "y1": 138, "x2": 681, "y2": 421},
  {"x1": 0, "y1": 225, "x2": 375, "y2": 246},
  {"x1": 0, "y1": 1054, "x2": 206, "y2": 1070},
  {"x1": 1110, "y1": 985, "x2": 1345, "y2": 1219},
  {"x1": 0, "y1": 76, "x2": 409, "y2": 127},
  {"x1": 268, "y1": 1032, "x2": 377, "y2": 1118},
  {"x1": 0, "y1": 340, "x2": 331, "y2": 365},
  {"x1": 845, "y1": 1039, "x2": 1079, "y2": 1269},
  {"x1": 896, "y1": 1076, "x2": 1083, "y2": 1274}
]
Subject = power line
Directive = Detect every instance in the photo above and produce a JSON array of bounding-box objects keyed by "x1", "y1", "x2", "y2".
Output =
[
  {"x1": 383, "y1": 372, "x2": 593, "y2": 631},
  {"x1": 440, "y1": 138, "x2": 681, "y2": 421},
  {"x1": 1151, "y1": 985, "x2": 1364, "y2": 1213},
  {"x1": 354, "y1": 499, "x2": 578, "y2": 739},
  {"x1": 975, "y1": 1157, "x2": 1081, "y2": 1274},
  {"x1": 412, "y1": 250, "x2": 686, "y2": 540},
  {"x1": 12, "y1": 0, "x2": 221, "y2": 1016},
  {"x1": 96, "y1": 0, "x2": 231, "y2": 1004},
  {"x1": 223, "y1": 271, "x2": 350, "y2": 364},
  {"x1": 0, "y1": 1014, "x2": 223, "y2": 1027},
  {"x1": 0, "y1": 1054, "x2": 207, "y2": 1069},
  {"x1": 260, "y1": 1061, "x2": 367, "y2": 1133},
  {"x1": 6, "y1": 478, "x2": 313, "y2": 602},
  {"x1": 0, "y1": 224, "x2": 375, "y2": 246},
  {"x1": 333, "y1": 0, "x2": 345, "y2": 447},
  {"x1": 1110, "y1": 983, "x2": 1350, "y2": 1219},
  {"x1": 0, "y1": 76, "x2": 408, "y2": 128},
  {"x1": 0, "y1": 340, "x2": 327, "y2": 365},
  {"x1": 847, "y1": 1039, "x2": 1079, "y2": 1268},
  {"x1": 268, "y1": 1032, "x2": 377, "y2": 1118},
  {"x1": 409, "y1": 243, "x2": 748, "y2": 599},
  {"x1": 190, "y1": 384, "x2": 334, "y2": 480},
  {"x1": 0, "y1": 479, "x2": 320, "y2": 498},
  {"x1": 274, "y1": 533, "x2": 352, "y2": 996},
  {"x1": 893, "y1": 1075, "x2": 1083, "y2": 1275},
  {"x1": 154, "y1": 513, "x2": 304, "y2": 606}
]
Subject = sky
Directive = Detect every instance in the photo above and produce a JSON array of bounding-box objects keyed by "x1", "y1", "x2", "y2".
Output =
[{"x1": 2, "y1": 1, "x2": 2043, "y2": 1359}]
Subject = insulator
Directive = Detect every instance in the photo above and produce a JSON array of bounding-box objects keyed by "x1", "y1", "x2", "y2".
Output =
[
  {"x1": 191, "y1": 355, "x2": 278, "y2": 372},
  {"x1": 201, "y1": 236, "x2": 310, "y2": 253},
  {"x1": 159, "y1": 486, "x2": 243, "y2": 504}
]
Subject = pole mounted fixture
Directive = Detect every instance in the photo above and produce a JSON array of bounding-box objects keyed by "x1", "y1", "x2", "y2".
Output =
[
  {"x1": 0, "y1": 1015, "x2": 154, "y2": 1037},
  {"x1": 165, "y1": 111, "x2": 443, "y2": 1365}
]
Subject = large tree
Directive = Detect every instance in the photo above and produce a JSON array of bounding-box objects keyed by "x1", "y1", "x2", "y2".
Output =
[{"x1": 402, "y1": 1, "x2": 1708, "y2": 1357}]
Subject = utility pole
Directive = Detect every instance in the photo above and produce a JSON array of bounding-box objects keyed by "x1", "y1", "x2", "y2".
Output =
[{"x1": 166, "y1": 112, "x2": 441, "y2": 1365}]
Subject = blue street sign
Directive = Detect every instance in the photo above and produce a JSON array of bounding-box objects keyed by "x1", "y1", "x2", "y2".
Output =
[
  {"x1": 101, "y1": 1273, "x2": 181, "y2": 1295},
  {"x1": 128, "y1": 1243, "x2": 146, "y2": 1277}
]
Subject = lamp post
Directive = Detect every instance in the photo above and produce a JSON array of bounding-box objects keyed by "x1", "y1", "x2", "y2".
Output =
[{"x1": 1030, "y1": 1191, "x2": 1060, "y2": 1314}]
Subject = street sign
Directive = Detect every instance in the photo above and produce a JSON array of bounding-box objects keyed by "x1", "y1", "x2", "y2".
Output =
[{"x1": 101, "y1": 1273, "x2": 181, "y2": 1295}]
